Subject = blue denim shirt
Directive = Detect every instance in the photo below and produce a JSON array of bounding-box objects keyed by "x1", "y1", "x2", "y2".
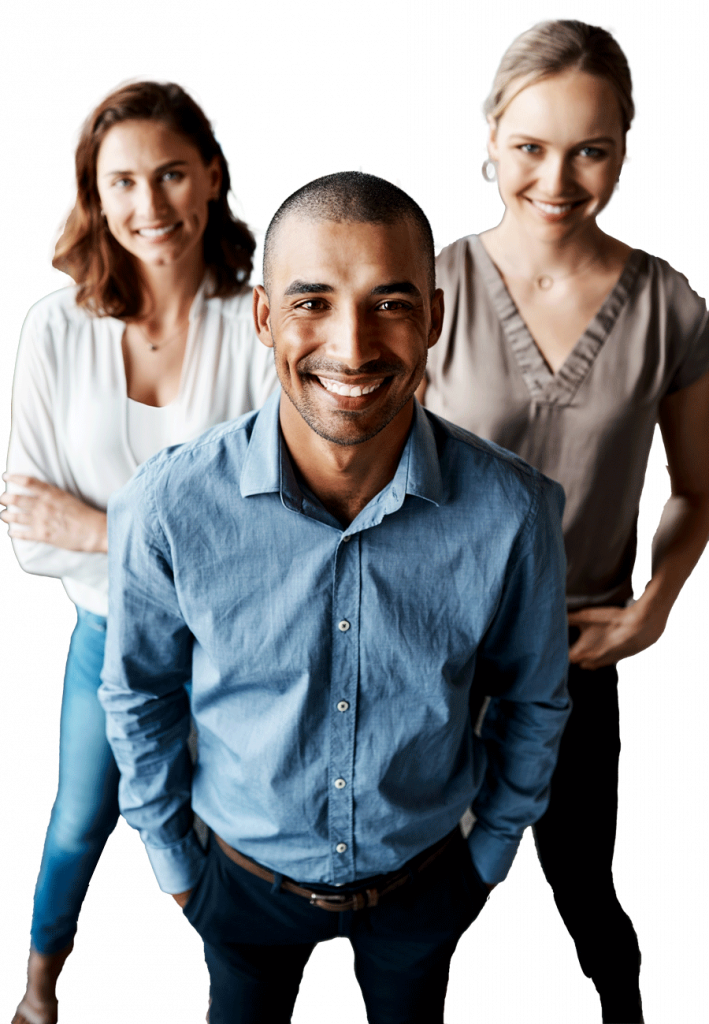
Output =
[{"x1": 100, "y1": 391, "x2": 569, "y2": 893}]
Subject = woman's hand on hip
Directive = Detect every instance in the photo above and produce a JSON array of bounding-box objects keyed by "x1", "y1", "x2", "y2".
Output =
[
  {"x1": 567, "y1": 601, "x2": 667, "y2": 671},
  {"x1": 0, "y1": 474, "x2": 108, "y2": 553}
]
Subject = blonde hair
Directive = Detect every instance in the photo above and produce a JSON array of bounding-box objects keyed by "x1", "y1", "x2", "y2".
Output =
[{"x1": 484, "y1": 20, "x2": 634, "y2": 134}]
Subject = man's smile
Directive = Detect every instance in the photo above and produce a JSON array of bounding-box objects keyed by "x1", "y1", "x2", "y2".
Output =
[{"x1": 314, "y1": 375, "x2": 387, "y2": 398}]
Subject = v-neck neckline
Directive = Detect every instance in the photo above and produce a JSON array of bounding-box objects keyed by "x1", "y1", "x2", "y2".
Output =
[{"x1": 471, "y1": 234, "x2": 644, "y2": 406}]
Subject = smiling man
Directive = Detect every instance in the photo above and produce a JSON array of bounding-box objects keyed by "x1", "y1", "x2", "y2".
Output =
[{"x1": 99, "y1": 171, "x2": 571, "y2": 1024}]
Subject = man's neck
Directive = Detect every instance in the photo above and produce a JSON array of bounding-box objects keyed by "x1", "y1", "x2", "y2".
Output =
[{"x1": 279, "y1": 396, "x2": 414, "y2": 527}]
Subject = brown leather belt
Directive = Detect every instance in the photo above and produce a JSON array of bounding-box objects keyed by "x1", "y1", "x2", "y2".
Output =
[{"x1": 214, "y1": 828, "x2": 457, "y2": 912}]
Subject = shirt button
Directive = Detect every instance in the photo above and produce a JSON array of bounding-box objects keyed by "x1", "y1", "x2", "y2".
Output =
[
  {"x1": 336, "y1": 842, "x2": 347, "y2": 854},
  {"x1": 336, "y1": 700, "x2": 350, "y2": 712},
  {"x1": 334, "y1": 778, "x2": 346, "y2": 789},
  {"x1": 338, "y1": 620, "x2": 350, "y2": 632},
  {"x1": 342, "y1": 535, "x2": 350, "y2": 542}
]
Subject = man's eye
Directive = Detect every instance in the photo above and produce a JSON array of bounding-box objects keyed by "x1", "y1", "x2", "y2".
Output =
[
  {"x1": 296, "y1": 299, "x2": 327, "y2": 311},
  {"x1": 378, "y1": 300, "x2": 407, "y2": 311}
]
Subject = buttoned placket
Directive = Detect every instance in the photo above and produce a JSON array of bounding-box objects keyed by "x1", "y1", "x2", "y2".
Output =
[{"x1": 328, "y1": 529, "x2": 360, "y2": 882}]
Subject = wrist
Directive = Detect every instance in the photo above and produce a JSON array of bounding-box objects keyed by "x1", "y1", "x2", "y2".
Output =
[
  {"x1": 633, "y1": 582, "x2": 672, "y2": 638},
  {"x1": 86, "y1": 510, "x2": 108, "y2": 553}
]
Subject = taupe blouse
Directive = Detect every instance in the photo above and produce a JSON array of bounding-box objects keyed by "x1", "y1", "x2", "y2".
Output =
[{"x1": 425, "y1": 234, "x2": 709, "y2": 608}]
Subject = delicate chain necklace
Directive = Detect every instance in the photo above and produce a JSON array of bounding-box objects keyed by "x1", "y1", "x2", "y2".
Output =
[
  {"x1": 512, "y1": 252, "x2": 603, "y2": 292},
  {"x1": 130, "y1": 318, "x2": 189, "y2": 352},
  {"x1": 487, "y1": 235, "x2": 604, "y2": 292},
  {"x1": 533, "y1": 255, "x2": 601, "y2": 291}
]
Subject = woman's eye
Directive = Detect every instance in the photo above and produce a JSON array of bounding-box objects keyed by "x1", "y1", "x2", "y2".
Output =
[
  {"x1": 578, "y1": 146, "x2": 605, "y2": 159},
  {"x1": 519, "y1": 143, "x2": 541, "y2": 154},
  {"x1": 162, "y1": 170, "x2": 183, "y2": 181},
  {"x1": 113, "y1": 178, "x2": 132, "y2": 188}
]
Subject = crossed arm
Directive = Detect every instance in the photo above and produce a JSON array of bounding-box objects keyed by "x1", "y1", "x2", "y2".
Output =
[{"x1": 1, "y1": 473, "x2": 107, "y2": 552}]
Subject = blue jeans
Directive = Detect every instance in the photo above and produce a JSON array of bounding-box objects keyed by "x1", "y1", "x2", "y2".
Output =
[{"x1": 30, "y1": 607, "x2": 120, "y2": 954}]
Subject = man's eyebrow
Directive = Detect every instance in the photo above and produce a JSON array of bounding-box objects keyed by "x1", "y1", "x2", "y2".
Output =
[
  {"x1": 282, "y1": 280, "x2": 422, "y2": 298},
  {"x1": 284, "y1": 281, "x2": 335, "y2": 296},
  {"x1": 370, "y1": 281, "x2": 422, "y2": 297}
]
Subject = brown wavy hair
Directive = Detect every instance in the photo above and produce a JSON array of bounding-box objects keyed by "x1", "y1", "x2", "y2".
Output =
[{"x1": 53, "y1": 81, "x2": 256, "y2": 318}]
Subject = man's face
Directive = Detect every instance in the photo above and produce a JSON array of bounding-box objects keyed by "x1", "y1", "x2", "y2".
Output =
[{"x1": 255, "y1": 215, "x2": 442, "y2": 447}]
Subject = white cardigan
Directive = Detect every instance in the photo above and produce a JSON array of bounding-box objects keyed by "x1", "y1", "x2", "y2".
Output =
[{"x1": 6, "y1": 282, "x2": 278, "y2": 615}]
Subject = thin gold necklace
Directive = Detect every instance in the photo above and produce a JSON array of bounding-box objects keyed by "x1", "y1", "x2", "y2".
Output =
[{"x1": 130, "y1": 318, "x2": 188, "y2": 352}]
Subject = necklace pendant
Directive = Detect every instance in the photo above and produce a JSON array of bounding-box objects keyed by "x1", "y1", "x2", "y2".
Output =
[{"x1": 149, "y1": 343, "x2": 158, "y2": 351}]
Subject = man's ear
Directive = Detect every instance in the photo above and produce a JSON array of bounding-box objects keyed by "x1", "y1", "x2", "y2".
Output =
[
  {"x1": 253, "y1": 285, "x2": 273, "y2": 348},
  {"x1": 428, "y1": 288, "x2": 445, "y2": 349}
]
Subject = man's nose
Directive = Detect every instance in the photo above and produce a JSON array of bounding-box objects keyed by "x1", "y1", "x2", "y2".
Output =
[{"x1": 327, "y1": 308, "x2": 379, "y2": 368}]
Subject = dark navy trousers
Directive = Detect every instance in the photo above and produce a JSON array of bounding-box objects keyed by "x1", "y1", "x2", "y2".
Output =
[
  {"x1": 183, "y1": 829, "x2": 488, "y2": 1023},
  {"x1": 533, "y1": 661, "x2": 643, "y2": 1023}
]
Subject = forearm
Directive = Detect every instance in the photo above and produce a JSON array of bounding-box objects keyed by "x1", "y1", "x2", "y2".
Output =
[
  {"x1": 640, "y1": 492, "x2": 709, "y2": 621},
  {"x1": 469, "y1": 475, "x2": 569, "y2": 883},
  {"x1": 72, "y1": 507, "x2": 108, "y2": 553},
  {"x1": 100, "y1": 675, "x2": 205, "y2": 892},
  {"x1": 3, "y1": 475, "x2": 108, "y2": 553},
  {"x1": 100, "y1": 471, "x2": 203, "y2": 893}
]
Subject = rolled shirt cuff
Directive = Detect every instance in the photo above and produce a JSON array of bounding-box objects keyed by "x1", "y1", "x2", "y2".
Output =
[
  {"x1": 467, "y1": 823, "x2": 521, "y2": 885},
  {"x1": 144, "y1": 828, "x2": 208, "y2": 894}
]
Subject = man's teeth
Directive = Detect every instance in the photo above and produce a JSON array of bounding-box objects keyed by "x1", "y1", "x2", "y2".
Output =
[
  {"x1": 533, "y1": 200, "x2": 574, "y2": 214},
  {"x1": 317, "y1": 376, "x2": 384, "y2": 397},
  {"x1": 138, "y1": 224, "x2": 178, "y2": 238}
]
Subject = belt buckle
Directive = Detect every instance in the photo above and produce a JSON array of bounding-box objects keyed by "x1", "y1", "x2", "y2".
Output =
[{"x1": 309, "y1": 891, "x2": 350, "y2": 909}]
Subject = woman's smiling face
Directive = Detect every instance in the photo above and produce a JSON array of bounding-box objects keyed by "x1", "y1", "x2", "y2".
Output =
[
  {"x1": 488, "y1": 69, "x2": 626, "y2": 240},
  {"x1": 96, "y1": 118, "x2": 221, "y2": 272}
]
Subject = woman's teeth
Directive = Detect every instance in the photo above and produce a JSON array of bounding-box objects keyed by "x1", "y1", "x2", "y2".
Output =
[
  {"x1": 138, "y1": 224, "x2": 179, "y2": 238},
  {"x1": 532, "y1": 200, "x2": 574, "y2": 215},
  {"x1": 317, "y1": 376, "x2": 384, "y2": 397}
]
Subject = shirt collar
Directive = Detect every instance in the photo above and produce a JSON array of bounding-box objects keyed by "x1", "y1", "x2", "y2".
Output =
[{"x1": 240, "y1": 391, "x2": 442, "y2": 523}]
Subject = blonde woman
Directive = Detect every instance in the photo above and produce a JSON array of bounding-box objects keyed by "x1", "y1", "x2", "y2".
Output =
[{"x1": 422, "y1": 20, "x2": 709, "y2": 1024}]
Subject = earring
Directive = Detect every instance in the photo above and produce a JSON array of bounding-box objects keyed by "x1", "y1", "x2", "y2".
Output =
[{"x1": 481, "y1": 158, "x2": 497, "y2": 183}]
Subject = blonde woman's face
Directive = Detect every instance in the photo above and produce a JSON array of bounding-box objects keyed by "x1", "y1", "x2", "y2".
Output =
[{"x1": 487, "y1": 70, "x2": 626, "y2": 239}]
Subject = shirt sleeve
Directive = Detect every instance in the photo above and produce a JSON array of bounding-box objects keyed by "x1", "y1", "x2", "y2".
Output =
[
  {"x1": 657, "y1": 260, "x2": 709, "y2": 394},
  {"x1": 6, "y1": 302, "x2": 108, "y2": 590},
  {"x1": 98, "y1": 465, "x2": 206, "y2": 893},
  {"x1": 468, "y1": 474, "x2": 571, "y2": 884}
]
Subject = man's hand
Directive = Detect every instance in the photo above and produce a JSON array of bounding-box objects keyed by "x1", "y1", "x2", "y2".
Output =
[
  {"x1": 171, "y1": 889, "x2": 192, "y2": 908},
  {"x1": 567, "y1": 601, "x2": 666, "y2": 671},
  {"x1": 0, "y1": 474, "x2": 108, "y2": 552}
]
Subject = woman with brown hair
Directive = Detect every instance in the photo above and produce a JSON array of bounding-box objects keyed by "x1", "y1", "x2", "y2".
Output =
[
  {"x1": 422, "y1": 19, "x2": 709, "y2": 1024},
  {"x1": 1, "y1": 81, "x2": 276, "y2": 1023}
]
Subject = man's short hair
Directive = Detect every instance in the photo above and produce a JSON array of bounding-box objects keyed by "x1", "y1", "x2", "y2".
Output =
[{"x1": 263, "y1": 171, "x2": 436, "y2": 295}]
